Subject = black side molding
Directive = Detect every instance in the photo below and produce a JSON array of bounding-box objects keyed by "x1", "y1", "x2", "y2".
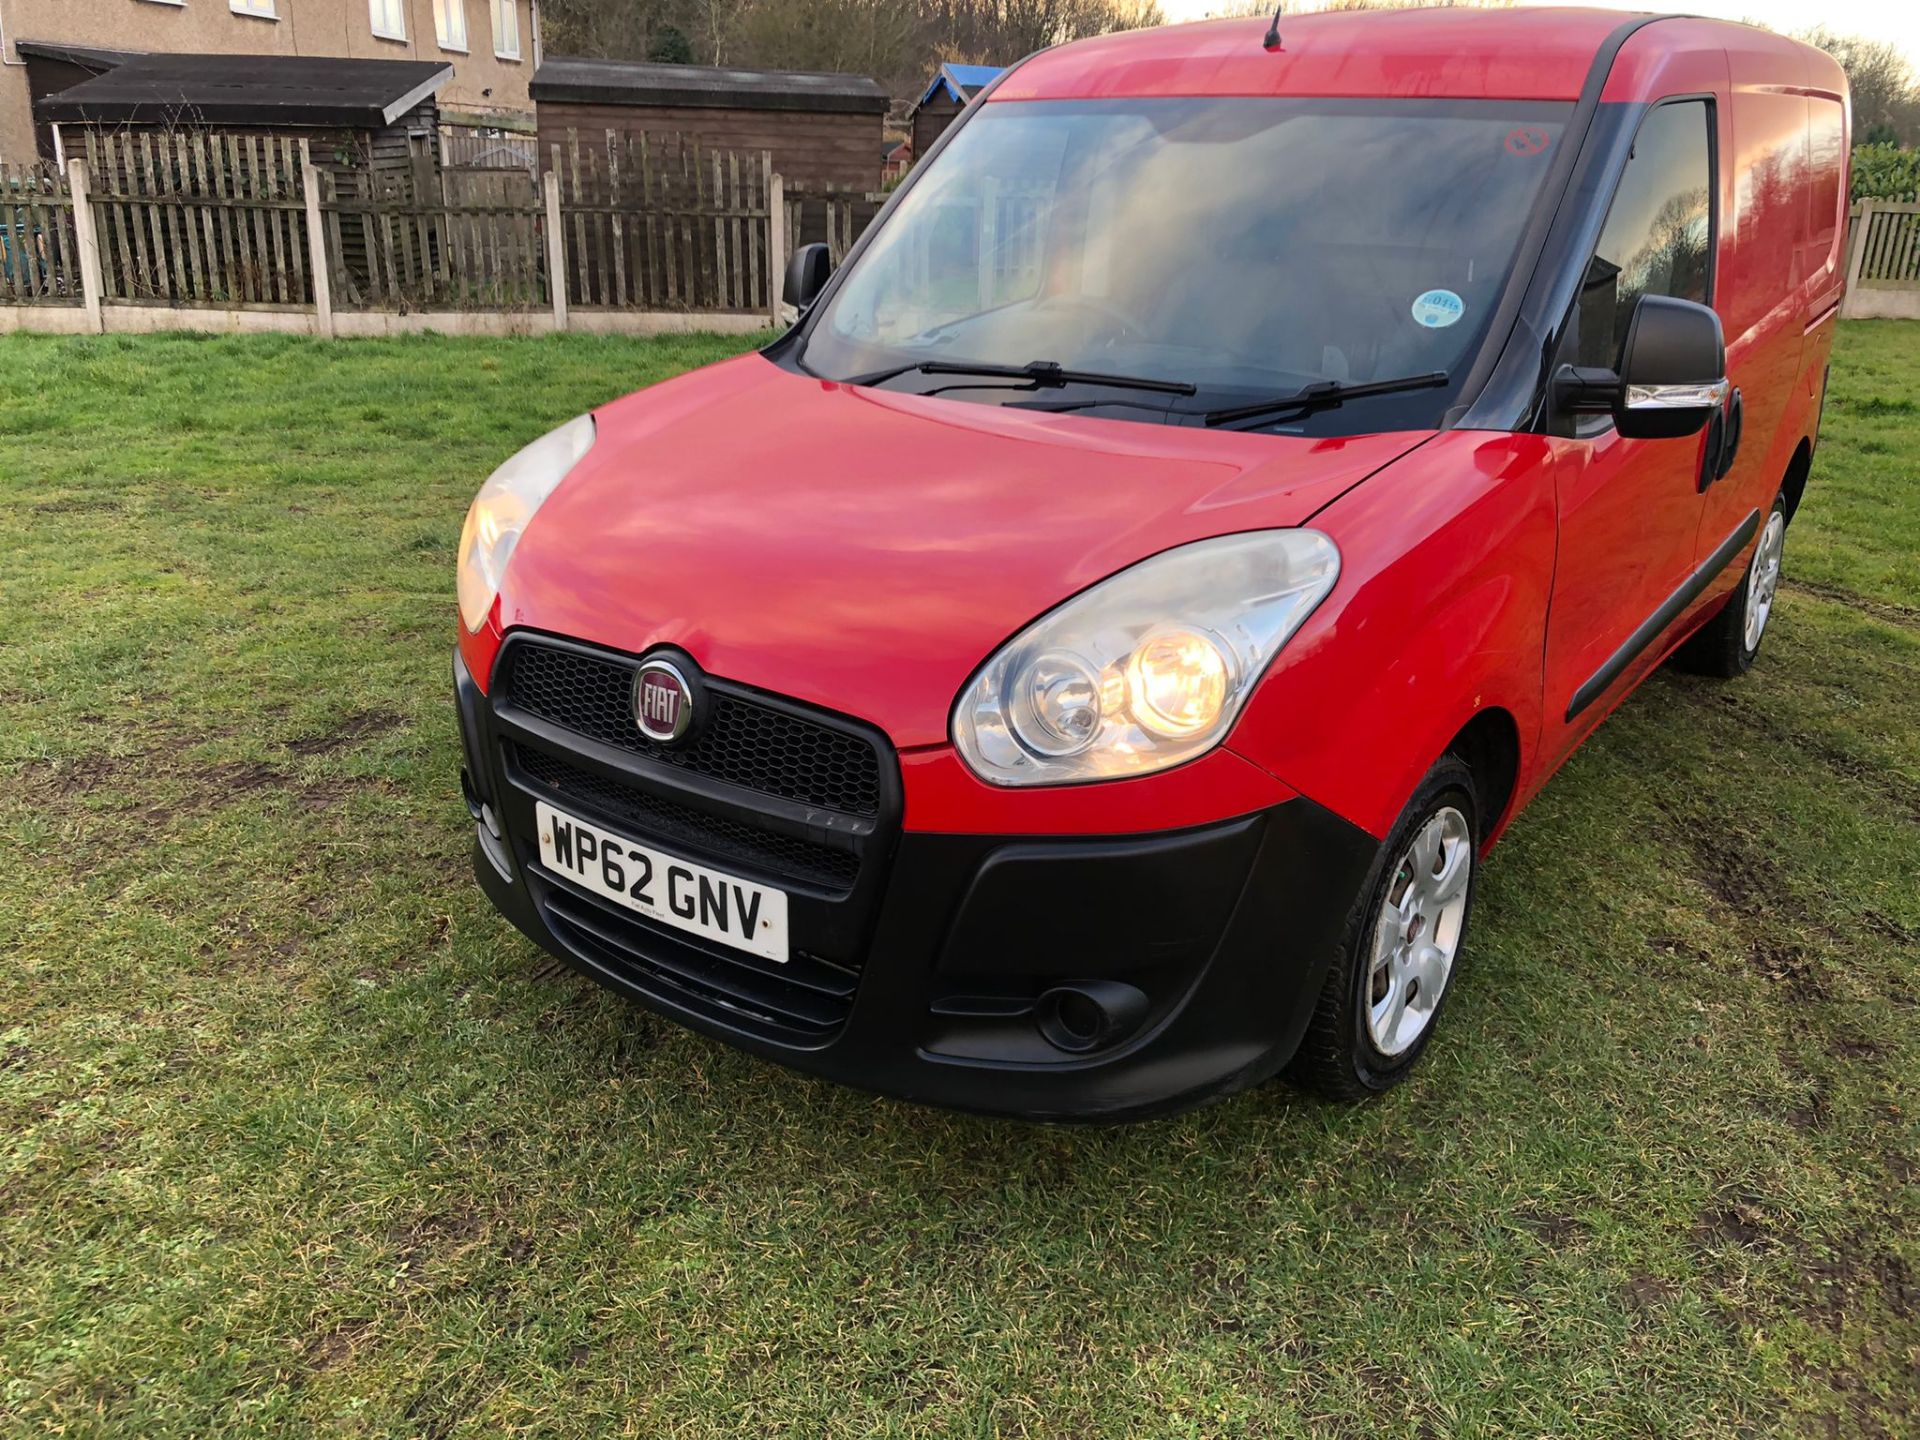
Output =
[{"x1": 1565, "y1": 508, "x2": 1761, "y2": 721}]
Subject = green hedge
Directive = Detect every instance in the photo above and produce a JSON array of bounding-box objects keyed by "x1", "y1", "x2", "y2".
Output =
[{"x1": 1853, "y1": 143, "x2": 1920, "y2": 203}]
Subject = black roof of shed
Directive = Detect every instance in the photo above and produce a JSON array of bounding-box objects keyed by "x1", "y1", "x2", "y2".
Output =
[
  {"x1": 13, "y1": 39, "x2": 140, "y2": 72},
  {"x1": 36, "y1": 53, "x2": 452, "y2": 129},
  {"x1": 532, "y1": 57, "x2": 888, "y2": 115}
]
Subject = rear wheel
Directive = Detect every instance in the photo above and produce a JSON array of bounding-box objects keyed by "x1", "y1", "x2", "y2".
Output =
[
  {"x1": 1676, "y1": 493, "x2": 1786, "y2": 678},
  {"x1": 1287, "y1": 754, "x2": 1479, "y2": 1100}
]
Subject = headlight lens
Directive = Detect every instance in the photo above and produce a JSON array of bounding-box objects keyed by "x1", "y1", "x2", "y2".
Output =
[
  {"x1": 456, "y1": 414, "x2": 596, "y2": 632},
  {"x1": 953, "y1": 530, "x2": 1340, "y2": 786}
]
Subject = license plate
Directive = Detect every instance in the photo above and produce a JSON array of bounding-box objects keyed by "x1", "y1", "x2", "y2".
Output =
[{"x1": 534, "y1": 800, "x2": 789, "y2": 962}]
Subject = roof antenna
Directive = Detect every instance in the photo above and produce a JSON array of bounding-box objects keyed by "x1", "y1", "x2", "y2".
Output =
[{"x1": 1262, "y1": 4, "x2": 1283, "y2": 51}]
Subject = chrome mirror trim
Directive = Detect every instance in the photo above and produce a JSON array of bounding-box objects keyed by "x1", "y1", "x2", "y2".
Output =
[{"x1": 1625, "y1": 379, "x2": 1730, "y2": 410}]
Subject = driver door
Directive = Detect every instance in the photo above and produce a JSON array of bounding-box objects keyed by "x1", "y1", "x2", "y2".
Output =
[{"x1": 1541, "y1": 97, "x2": 1721, "y2": 767}]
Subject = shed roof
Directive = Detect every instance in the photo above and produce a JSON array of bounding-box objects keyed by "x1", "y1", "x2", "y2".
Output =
[
  {"x1": 532, "y1": 57, "x2": 889, "y2": 115},
  {"x1": 13, "y1": 39, "x2": 140, "y2": 72},
  {"x1": 916, "y1": 63, "x2": 1003, "y2": 108},
  {"x1": 36, "y1": 53, "x2": 452, "y2": 129}
]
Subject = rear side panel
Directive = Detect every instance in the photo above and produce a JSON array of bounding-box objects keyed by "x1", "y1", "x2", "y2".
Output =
[{"x1": 1698, "y1": 27, "x2": 1834, "y2": 555}]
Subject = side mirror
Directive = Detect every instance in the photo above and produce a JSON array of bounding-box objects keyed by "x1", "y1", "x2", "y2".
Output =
[
  {"x1": 1552, "y1": 293, "x2": 1728, "y2": 440},
  {"x1": 1612, "y1": 294, "x2": 1728, "y2": 439},
  {"x1": 783, "y1": 243, "x2": 831, "y2": 310}
]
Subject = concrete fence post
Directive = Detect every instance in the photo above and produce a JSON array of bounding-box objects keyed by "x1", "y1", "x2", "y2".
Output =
[
  {"x1": 543, "y1": 171, "x2": 569, "y2": 332},
  {"x1": 767, "y1": 171, "x2": 787, "y2": 328},
  {"x1": 66, "y1": 157, "x2": 104, "y2": 334},
  {"x1": 300, "y1": 146, "x2": 335, "y2": 340},
  {"x1": 1842, "y1": 198, "x2": 1873, "y2": 319}
]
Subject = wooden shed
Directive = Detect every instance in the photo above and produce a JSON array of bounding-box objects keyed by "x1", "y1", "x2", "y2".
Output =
[
  {"x1": 35, "y1": 52, "x2": 452, "y2": 185},
  {"x1": 37, "y1": 53, "x2": 456, "y2": 305},
  {"x1": 909, "y1": 63, "x2": 1002, "y2": 159},
  {"x1": 13, "y1": 41, "x2": 138, "y2": 163},
  {"x1": 532, "y1": 58, "x2": 889, "y2": 190}
]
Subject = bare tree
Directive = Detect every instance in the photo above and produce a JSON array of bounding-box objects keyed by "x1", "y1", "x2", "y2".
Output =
[
  {"x1": 1797, "y1": 28, "x2": 1918, "y2": 146},
  {"x1": 547, "y1": 0, "x2": 1161, "y2": 97}
]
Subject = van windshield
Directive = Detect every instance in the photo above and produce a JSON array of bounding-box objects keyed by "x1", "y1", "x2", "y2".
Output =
[{"x1": 798, "y1": 97, "x2": 1573, "y2": 435}]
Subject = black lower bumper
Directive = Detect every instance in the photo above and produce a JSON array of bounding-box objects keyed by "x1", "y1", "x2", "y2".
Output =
[{"x1": 457, "y1": 648, "x2": 1379, "y2": 1121}]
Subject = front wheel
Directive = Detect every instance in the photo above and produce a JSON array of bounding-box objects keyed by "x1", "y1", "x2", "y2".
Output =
[
  {"x1": 1676, "y1": 494, "x2": 1787, "y2": 678},
  {"x1": 1286, "y1": 755, "x2": 1479, "y2": 1100}
]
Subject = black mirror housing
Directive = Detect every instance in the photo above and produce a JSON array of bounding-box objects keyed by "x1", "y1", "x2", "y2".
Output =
[
  {"x1": 1611, "y1": 293, "x2": 1728, "y2": 439},
  {"x1": 783, "y1": 243, "x2": 832, "y2": 310}
]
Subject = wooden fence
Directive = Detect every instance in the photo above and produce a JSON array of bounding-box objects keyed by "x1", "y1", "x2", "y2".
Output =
[
  {"x1": 1843, "y1": 200, "x2": 1920, "y2": 320},
  {"x1": 442, "y1": 131, "x2": 538, "y2": 173},
  {"x1": 83, "y1": 132, "x2": 314, "y2": 307},
  {"x1": 785, "y1": 185, "x2": 888, "y2": 266},
  {"x1": 1849, "y1": 200, "x2": 1920, "y2": 285},
  {"x1": 321, "y1": 165, "x2": 547, "y2": 311},
  {"x1": 0, "y1": 160, "x2": 82, "y2": 305},
  {"x1": 0, "y1": 128, "x2": 825, "y2": 331},
  {"x1": 550, "y1": 132, "x2": 777, "y2": 313}
]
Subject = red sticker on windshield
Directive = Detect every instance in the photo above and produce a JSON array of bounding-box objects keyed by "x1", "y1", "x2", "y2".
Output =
[{"x1": 1504, "y1": 126, "x2": 1552, "y2": 157}]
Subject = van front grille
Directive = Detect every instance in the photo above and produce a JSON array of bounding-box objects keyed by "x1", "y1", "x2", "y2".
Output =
[
  {"x1": 512, "y1": 743, "x2": 860, "y2": 893},
  {"x1": 501, "y1": 642, "x2": 883, "y2": 817}
]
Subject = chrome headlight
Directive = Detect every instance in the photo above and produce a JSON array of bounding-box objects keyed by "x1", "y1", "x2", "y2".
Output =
[
  {"x1": 953, "y1": 531, "x2": 1340, "y2": 786},
  {"x1": 456, "y1": 414, "x2": 597, "y2": 632}
]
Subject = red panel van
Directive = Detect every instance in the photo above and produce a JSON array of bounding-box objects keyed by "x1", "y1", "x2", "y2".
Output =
[{"x1": 452, "y1": 10, "x2": 1850, "y2": 1118}]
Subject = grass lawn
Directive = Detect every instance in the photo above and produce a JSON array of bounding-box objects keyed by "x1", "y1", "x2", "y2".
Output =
[{"x1": 2, "y1": 322, "x2": 1916, "y2": 1438}]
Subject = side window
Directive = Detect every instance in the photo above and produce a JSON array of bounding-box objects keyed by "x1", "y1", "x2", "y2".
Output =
[{"x1": 1570, "y1": 100, "x2": 1714, "y2": 369}]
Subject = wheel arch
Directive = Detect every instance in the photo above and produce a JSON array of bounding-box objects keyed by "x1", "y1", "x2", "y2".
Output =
[
  {"x1": 1445, "y1": 707, "x2": 1523, "y2": 849},
  {"x1": 1779, "y1": 436, "x2": 1813, "y2": 524}
]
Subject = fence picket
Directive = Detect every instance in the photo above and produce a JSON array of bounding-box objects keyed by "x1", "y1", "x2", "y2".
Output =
[
  {"x1": 607, "y1": 133, "x2": 628, "y2": 308},
  {"x1": 2, "y1": 162, "x2": 20, "y2": 298},
  {"x1": 563, "y1": 136, "x2": 588, "y2": 307},
  {"x1": 4, "y1": 162, "x2": 23, "y2": 298},
  {"x1": 4, "y1": 163, "x2": 24, "y2": 299},
  {"x1": 156, "y1": 133, "x2": 190, "y2": 303},
  {"x1": 320, "y1": 171, "x2": 352, "y2": 307},
  {"x1": 108, "y1": 140, "x2": 140, "y2": 301},
  {"x1": 282, "y1": 141, "x2": 308, "y2": 303}
]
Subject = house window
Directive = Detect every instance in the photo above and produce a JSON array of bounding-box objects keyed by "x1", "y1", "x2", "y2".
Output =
[
  {"x1": 369, "y1": 0, "x2": 406, "y2": 41},
  {"x1": 231, "y1": 0, "x2": 278, "y2": 16},
  {"x1": 492, "y1": 0, "x2": 521, "y2": 60},
  {"x1": 434, "y1": 0, "x2": 470, "y2": 52}
]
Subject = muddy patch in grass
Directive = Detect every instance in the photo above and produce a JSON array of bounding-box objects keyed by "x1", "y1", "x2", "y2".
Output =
[
  {"x1": 1780, "y1": 577, "x2": 1920, "y2": 630},
  {"x1": 1622, "y1": 1272, "x2": 1676, "y2": 1310},
  {"x1": 1692, "y1": 1199, "x2": 1776, "y2": 1253},
  {"x1": 300, "y1": 1317, "x2": 373, "y2": 1373},
  {"x1": 288, "y1": 710, "x2": 406, "y2": 757}
]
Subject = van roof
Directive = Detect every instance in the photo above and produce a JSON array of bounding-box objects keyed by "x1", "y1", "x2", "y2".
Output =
[{"x1": 995, "y1": 9, "x2": 1711, "y2": 105}]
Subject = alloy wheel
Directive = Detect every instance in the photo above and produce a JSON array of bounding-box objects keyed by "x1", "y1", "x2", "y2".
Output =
[
  {"x1": 1366, "y1": 805, "x2": 1472, "y2": 1057},
  {"x1": 1744, "y1": 510, "x2": 1786, "y2": 653}
]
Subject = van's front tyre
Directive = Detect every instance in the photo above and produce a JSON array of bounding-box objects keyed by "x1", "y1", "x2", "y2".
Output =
[
  {"x1": 1676, "y1": 493, "x2": 1787, "y2": 678},
  {"x1": 1285, "y1": 755, "x2": 1479, "y2": 1101}
]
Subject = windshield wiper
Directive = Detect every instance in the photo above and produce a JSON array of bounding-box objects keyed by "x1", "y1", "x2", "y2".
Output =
[
  {"x1": 844, "y1": 358, "x2": 1197, "y2": 397},
  {"x1": 1204, "y1": 371, "x2": 1450, "y2": 428}
]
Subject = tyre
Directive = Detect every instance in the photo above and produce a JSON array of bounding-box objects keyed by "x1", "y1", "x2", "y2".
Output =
[
  {"x1": 1675, "y1": 492, "x2": 1787, "y2": 678},
  {"x1": 1286, "y1": 754, "x2": 1479, "y2": 1100}
]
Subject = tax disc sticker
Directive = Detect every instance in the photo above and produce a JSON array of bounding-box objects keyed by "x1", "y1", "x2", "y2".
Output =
[{"x1": 1410, "y1": 288, "x2": 1465, "y2": 329}]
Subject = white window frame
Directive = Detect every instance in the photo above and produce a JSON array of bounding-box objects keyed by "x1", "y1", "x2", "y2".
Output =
[
  {"x1": 369, "y1": 0, "x2": 407, "y2": 42},
  {"x1": 492, "y1": 0, "x2": 521, "y2": 61},
  {"x1": 136, "y1": 0, "x2": 188, "y2": 8},
  {"x1": 230, "y1": 0, "x2": 279, "y2": 17},
  {"x1": 434, "y1": 0, "x2": 470, "y2": 53}
]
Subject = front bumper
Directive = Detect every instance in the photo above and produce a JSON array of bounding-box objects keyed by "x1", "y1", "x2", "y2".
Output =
[{"x1": 456, "y1": 644, "x2": 1379, "y2": 1121}]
